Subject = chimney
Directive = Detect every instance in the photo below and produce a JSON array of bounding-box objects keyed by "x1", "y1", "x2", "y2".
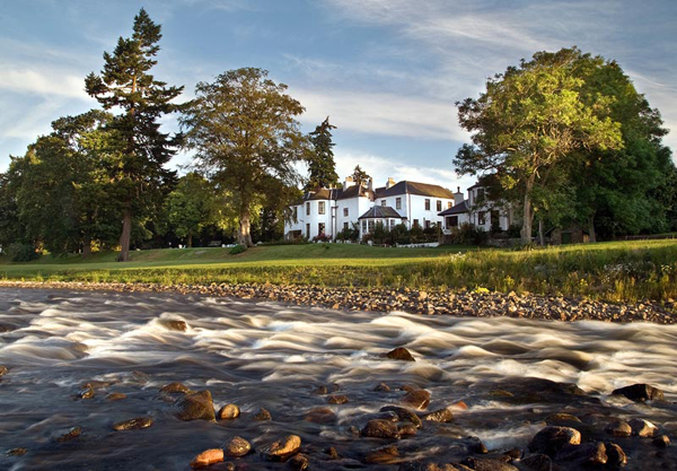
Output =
[
  {"x1": 343, "y1": 175, "x2": 355, "y2": 191},
  {"x1": 386, "y1": 177, "x2": 396, "y2": 189},
  {"x1": 367, "y1": 178, "x2": 373, "y2": 192},
  {"x1": 454, "y1": 186, "x2": 464, "y2": 206}
]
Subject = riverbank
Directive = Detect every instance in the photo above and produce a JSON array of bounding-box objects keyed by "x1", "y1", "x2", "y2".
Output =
[
  {"x1": 1, "y1": 280, "x2": 674, "y2": 324},
  {"x1": 1, "y1": 240, "x2": 676, "y2": 304}
]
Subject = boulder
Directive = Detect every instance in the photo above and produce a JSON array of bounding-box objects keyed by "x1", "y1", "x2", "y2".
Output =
[
  {"x1": 224, "y1": 436, "x2": 251, "y2": 457},
  {"x1": 175, "y1": 390, "x2": 215, "y2": 421},
  {"x1": 545, "y1": 412, "x2": 581, "y2": 428},
  {"x1": 462, "y1": 457, "x2": 518, "y2": 471},
  {"x1": 398, "y1": 423, "x2": 417, "y2": 437},
  {"x1": 327, "y1": 394, "x2": 349, "y2": 405},
  {"x1": 604, "y1": 442, "x2": 627, "y2": 467},
  {"x1": 190, "y1": 449, "x2": 224, "y2": 468},
  {"x1": 289, "y1": 453, "x2": 310, "y2": 470},
  {"x1": 629, "y1": 418, "x2": 657, "y2": 437},
  {"x1": 361, "y1": 419, "x2": 401, "y2": 439},
  {"x1": 528, "y1": 426, "x2": 581, "y2": 457},
  {"x1": 364, "y1": 445, "x2": 399, "y2": 464},
  {"x1": 380, "y1": 406, "x2": 423, "y2": 428},
  {"x1": 518, "y1": 454, "x2": 552, "y2": 471},
  {"x1": 254, "y1": 407, "x2": 272, "y2": 421},
  {"x1": 422, "y1": 408, "x2": 453, "y2": 423},
  {"x1": 401, "y1": 389, "x2": 430, "y2": 410},
  {"x1": 612, "y1": 383, "x2": 664, "y2": 402},
  {"x1": 217, "y1": 403, "x2": 240, "y2": 420},
  {"x1": 605, "y1": 420, "x2": 632, "y2": 437},
  {"x1": 264, "y1": 434, "x2": 301, "y2": 460},
  {"x1": 386, "y1": 347, "x2": 415, "y2": 361},
  {"x1": 555, "y1": 442, "x2": 607, "y2": 466},
  {"x1": 304, "y1": 407, "x2": 337, "y2": 424},
  {"x1": 653, "y1": 434, "x2": 670, "y2": 448},
  {"x1": 113, "y1": 417, "x2": 153, "y2": 431},
  {"x1": 160, "y1": 382, "x2": 191, "y2": 394},
  {"x1": 158, "y1": 319, "x2": 187, "y2": 331}
]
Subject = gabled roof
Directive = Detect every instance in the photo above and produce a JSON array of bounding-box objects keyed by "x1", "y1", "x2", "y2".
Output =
[
  {"x1": 358, "y1": 206, "x2": 406, "y2": 220},
  {"x1": 438, "y1": 200, "x2": 468, "y2": 216},
  {"x1": 374, "y1": 181, "x2": 455, "y2": 199},
  {"x1": 336, "y1": 185, "x2": 373, "y2": 200},
  {"x1": 305, "y1": 188, "x2": 341, "y2": 201}
]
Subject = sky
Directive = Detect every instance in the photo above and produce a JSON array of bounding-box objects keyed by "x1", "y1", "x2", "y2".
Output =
[{"x1": 1, "y1": 0, "x2": 676, "y2": 192}]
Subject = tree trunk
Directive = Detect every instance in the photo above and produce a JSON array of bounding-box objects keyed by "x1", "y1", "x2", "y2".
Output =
[
  {"x1": 238, "y1": 209, "x2": 254, "y2": 247},
  {"x1": 538, "y1": 218, "x2": 545, "y2": 246},
  {"x1": 588, "y1": 215, "x2": 596, "y2": 243},
  {"x1": 520, "y1": 175, "x2": 535, "y2": 245},
  {"x1": 118, "y1": 206, "x2": 132, "y2": 262},
  {"x1": 187, "y1": 232, "x2": 193, "y2": 248},
  {"x1": 82, "y1": 236, "x2": 92, "y2": 258}
]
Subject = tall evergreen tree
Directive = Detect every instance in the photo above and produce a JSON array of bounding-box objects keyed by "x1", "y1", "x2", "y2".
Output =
[
  {"x1": 85, "y1": 8, "x2": 182, "y2": 261},
  {"x1": 305, "y1": 117, "x2": 339, "y2": 190},
  {"x1": 351, "y1": 165, "x2": 371, "y2": 188}
]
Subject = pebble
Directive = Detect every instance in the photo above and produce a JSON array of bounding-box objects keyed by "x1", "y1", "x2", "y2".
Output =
[
  {"x1": 175, "y1": 390, "x2": 216, "y2": 421},
  {"x1": 218, "y1": 404, "x2": 240, "y2": 420},
  {"x1": 224, "y1": 436, "x2": 251, "y2": 457},
  {"x1": 254, "y1": 407, "x2": 272, "y2": 421},
  {"x1": 386, "y1": 347, "x2": 415, "y2": 361},
  {"x1": 528, "y1": 426, "x2": 581, "y2": 456},
  {"x1": 265, "y1": 434, "x2": 302, "y2": 460},
  {"x1": 106, "y1": 392, "x2": 127, "y2": 401},
  {"x1": 190, "y1": 449, "x2": 224, "y2": 468},
  {"x1": 112, "y1": 417, "x2": 153, "y2": 431}
]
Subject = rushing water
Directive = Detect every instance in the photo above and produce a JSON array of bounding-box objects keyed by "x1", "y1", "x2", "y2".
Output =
[{"x1": 0, "y1": 288, "x2": 675, "y2": 470}]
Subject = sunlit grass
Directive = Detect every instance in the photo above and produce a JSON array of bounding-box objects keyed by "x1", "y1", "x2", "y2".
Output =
[{"x1": 1, "y1": 240, "x2": 675, "y2": 303}]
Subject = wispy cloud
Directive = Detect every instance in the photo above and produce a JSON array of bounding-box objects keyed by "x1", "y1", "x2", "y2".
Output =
[{"x1": 0, "y1": 67, "x2": 88, "y2": 99}]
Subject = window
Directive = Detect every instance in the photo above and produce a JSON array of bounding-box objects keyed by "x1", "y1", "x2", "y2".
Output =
[
  {"x1": 446, "y1": 216, "x2": 458, "y2": 227},
  {"x1": 425, "y1": 199, "x2": 430, "y2": 210},
  {"x1": 413, "y1": 219, "x2": 419, "y2": 227},
  {"x1": 390, "y1": 219, "x2": 395, "y2": 229},
  {"x1": 293, "y1": 207, "x2": 298, "y2": 221},
  {"x1": 478, "y1": 212, "x2": 486, "y2": 225},
  {"x1": 318, "y1": 201, "x2": 325, "y2": 215},
  {"x1": 362, "y1": 220, "x2": 367, "y2": 231},
  {"x1": 447, "y1": 202, "x2": 452, "y2": 209},
  {"x1": 306, "y1": 202, "x2": 310, "y2": 216},
  {"x1": 381, "y1": 199, "x2": 386, "y2": 207},
  {"x1": 306, "y1": 223, "x2": 310, "y2": 237},
  {"x1": 395, "y1": 197, "x2": 401, "y2": 210},
  {"x1": 368, "y1": 220, "x2": 374, "y2": 232},
  {"x1": 425, "y1": 220, "x2": 431, "y2": 229},
  {"x1": 343, "y1": 208, "x2": 348, "y2": 217},
  {"x1": 318, "y1": 222, "x2": 325, "y2": 235},
  {"x1": 343, "y1": 222, "x2": 349, "y2": 230},
  {"x1": 436, "y1": 200, "x2": 442, "y2": 212}
]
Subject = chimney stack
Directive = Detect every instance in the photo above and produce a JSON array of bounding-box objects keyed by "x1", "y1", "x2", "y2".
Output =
[
  {"x1": 343, "y1": 175, "x2": 355, "y2": 191},
  {"x1": 386, "y1": 177, "x2": 396, "y2": 189},
  {"x1": 454, "y1": 186, "x2": 464, "y2": 206}
]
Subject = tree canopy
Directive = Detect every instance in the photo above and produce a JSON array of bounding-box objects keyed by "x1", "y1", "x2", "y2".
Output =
[
  {"x1": 305, "y1": 117, "x2": 339, "y2": 191},
  {"x1": 181, "y1": 67, "x2": 308, "y2": 247}
]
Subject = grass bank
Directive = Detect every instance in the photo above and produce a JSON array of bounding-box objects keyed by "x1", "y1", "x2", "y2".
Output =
[{"x1": 1, "y1": 240, "x2": 676, "y2": 303}]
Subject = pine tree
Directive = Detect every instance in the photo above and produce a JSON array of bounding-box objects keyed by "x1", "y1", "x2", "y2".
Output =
[
  {"x1": 305, "y1": 117, "x2": 339, "y2": 190},
  {"x1": 85, "y1": 8, "x2": 182, "y2": 261}
]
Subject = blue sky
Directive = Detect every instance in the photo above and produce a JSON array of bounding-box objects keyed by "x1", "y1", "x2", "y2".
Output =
[{"x1": 2, "y1": 0, "x2": 676, "y2": 191}]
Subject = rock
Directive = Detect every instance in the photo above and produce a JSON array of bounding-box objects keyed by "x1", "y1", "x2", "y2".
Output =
[
  {"x1": 314, "y1": 383, "x2": 339, "y2": 394},
  {"x1": 422, "y1": 408, "x2": 453, "y2": 423},
  {"x1": 604, "y1": 442, "x2": 627, "y2": 467},
  {"x1": 160, "y1": 382, "x2": 191, "y2": 394},
  {"x1": 6, "y1": 448, "x2": 27, "y2": 456},
  {"x1": 653, "y1": 434, "x2": 670, "y2": 448},
  {"x1": 254, "y1": 407, "x2": 272, "y2": 421},
  {"x1": 218, "y1": 403, "x2": 240, "y2": 420},
  {"x1": 555, "y1": 442, "x2": 607, "y2": 465},
  {"x1": 304, "y1": 407, "x2": 337, "y2": 424},
  {"x1": 327, "y1": 394, "x2": 349, "y2": 404},
  {"x1": 605, "y1": 420, "x2": 632, "y2": 437},
  {"x1": 380, "y1": 406, "x2": 423, "y2": 428},
  {"x1": 326, "y1": 446, "x2": 340, "y2": 459},
  {"x1": 361, "y1": 419, "x2": 401, "y2": 439},
  {"x1": 289, "y1": 453, "x2": 310, "y2": 470},
  {"x1": 76, "y1": 384, "x2": 95, "y2": 400},
  {"x1": 462, "y1": 457, "x2": 518, "y2": 471},
  {"x1": 224, "y1": 436, "x2": 251, "y2": 457},
  {"x1": 612, "y1": 383, "x2": 664, "y2": 402},
  {"x1": 629, "y1": 418, "x2": 658, "y2": 437},
  {"x1": 545, "y1": 412, "x2": 581, "y2": 427},
  {"x1": 265, "y1": 434, "x2": 302, "y2": 460},
  {"x1": 402, "y1": 388, "x2": 430, "y2": 410},
  {"x1": 365, "y1": 445, "x2": 399, "y2": 464},
  {"x1": 375, "y1": 382, "x2": 391, "y2": 392},
  {"x1": 386, "y1": 347, "x2": 416, "y2": 361},
  {"x1": 518, "y1": 454, "x2": 552, "y2": 471},
  {"x1": 469, "y1": 438, "x2": 488, "y2": 454},
  {"x1": 175, "y1": 390, "x2": 215, "y2": 421},
  {"x1": 55, "y1": 426, "x2": 82, "y2": 442},
  {"x1": 528, "y1": 426, "x2": 581, "y2": 457},
  {"x1": 398, "y1": 423, "x2": 418, "y2": 437},
  {"x1": 106, "y1": 392, "x2": 127, "y2": 401},
  {"x1": 159, "y1": 319, "x2": 187, "y2": 331},
  {"x1": 191, "y1": 449, "x2": 224, "y2": 468},
  {"x1": 112, "y1": 417, "x2": 153, "y2": 431},
  {"x1": 0, "y1": 365, "x2": 8, "y2": 377}
]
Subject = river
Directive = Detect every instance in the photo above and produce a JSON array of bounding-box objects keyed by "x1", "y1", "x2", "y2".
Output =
[{"x1": 0, "y1": 288, "x2": 675, "y2": 470}]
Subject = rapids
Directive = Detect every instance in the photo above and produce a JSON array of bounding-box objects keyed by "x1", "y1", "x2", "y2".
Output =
[{"x1": 0, "y1": 287, "x2": 675, "y2": 470}]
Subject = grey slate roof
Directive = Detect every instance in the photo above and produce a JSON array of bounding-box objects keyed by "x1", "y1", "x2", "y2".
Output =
[
  {"x1": 358, "y1": 206, "x2": 406, "y2": 220},
  {"x1": 374, "y1": 181, "x2": 455, "y2": 199},
  {"x1": 438, "y1": 200, "x2": 468, "y2": 216}
]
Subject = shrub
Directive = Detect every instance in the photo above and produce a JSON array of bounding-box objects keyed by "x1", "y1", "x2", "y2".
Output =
[
  {"x1": 312, "y1": 233, "x2": 331, "y2": 242},
  {"x1": 371, "y1": 222, "x2": 391, "y2": 245},
  {"x1": 7, "y1": 243, "x2": 40, "y2": 262},
  {"x1": 448, "y1": 223, "x2": 488, "y2": 245},
  {"x1": 392, "y1": 223, "x2": 410, "y2": 245},
  {"x1": 336, "y1": 223, "x2": 359, "y2": 242},
  {"x1": 229, "y1": 244, "x2": 246, "y2": 255}
]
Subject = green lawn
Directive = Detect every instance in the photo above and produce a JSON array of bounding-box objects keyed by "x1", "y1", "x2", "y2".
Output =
[{"x1": 1, "y1": 240, "x2": 676, "y2": 303}]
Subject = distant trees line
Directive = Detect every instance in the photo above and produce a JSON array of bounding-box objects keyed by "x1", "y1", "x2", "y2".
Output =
[{"x1": 0, "y1": 11, "x2": 674, "y2": 261}]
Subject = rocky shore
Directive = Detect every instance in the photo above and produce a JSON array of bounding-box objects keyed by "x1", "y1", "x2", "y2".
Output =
[{"x1": 0, "y1": 280, "x2": 674, "y2": 324}]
